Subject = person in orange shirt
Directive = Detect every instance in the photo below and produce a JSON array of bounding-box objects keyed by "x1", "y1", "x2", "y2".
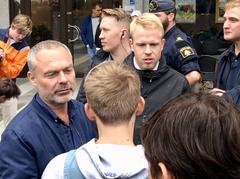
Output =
[{"x1": 0, "y1": 14, "x2": 32, "y2": 132}]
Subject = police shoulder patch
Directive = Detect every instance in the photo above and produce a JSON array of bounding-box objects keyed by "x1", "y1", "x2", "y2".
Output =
[
  {"x1": 179, "y1": 46, "x2": 194, "y2": 58},
  {"x1": 175, "y1": 36, "x2": 195, "y2": 59}
]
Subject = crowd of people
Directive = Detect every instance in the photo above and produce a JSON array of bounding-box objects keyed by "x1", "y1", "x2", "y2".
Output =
[{"x1": 1, "y1": 0, "x2": 240, "y2": 178}]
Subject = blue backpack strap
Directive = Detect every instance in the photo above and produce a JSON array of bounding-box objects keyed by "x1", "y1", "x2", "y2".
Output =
[{"x1": 64, "y1": 149, "x2": 85, "y2": 179}]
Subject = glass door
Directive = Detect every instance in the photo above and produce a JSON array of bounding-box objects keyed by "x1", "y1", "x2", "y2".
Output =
[{"x1": 30, "y1": 0, "x2": 78, "y2": 48}]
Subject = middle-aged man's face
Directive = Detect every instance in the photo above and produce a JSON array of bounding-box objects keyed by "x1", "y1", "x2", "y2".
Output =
[
  {"x1": 99, "y1": 16, "x2": 123, "y2": 53},
  {"x1": 223, "y1": 6, "x2": 240, "y2": 42},
  {"x1": 28, "y1": 46, "x2": 76, "y2": 106},
  {"x1": 131, "y1": 25, "x2": 165, "y2": 70}
]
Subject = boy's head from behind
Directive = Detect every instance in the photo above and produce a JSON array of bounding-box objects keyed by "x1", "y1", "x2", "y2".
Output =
[
  {"x1": 142, "y1": 92, "x2": 240, "y2": 179},
  {"x1": 84, "y1": 61, "x2": 143, "y2": 125}
]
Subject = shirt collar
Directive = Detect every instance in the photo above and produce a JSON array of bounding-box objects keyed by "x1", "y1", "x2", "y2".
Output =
[{"x1": 35, "y1": 94, "x2": 76, "y2": 122}]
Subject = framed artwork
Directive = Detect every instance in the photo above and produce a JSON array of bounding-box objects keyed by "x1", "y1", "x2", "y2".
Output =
[
  {"x1": 130, "y1": 0, "x2": 135, "y2": 5},
  {"x1": 175, "y1": 0, "x2": 196, "y2": 23},
  {"x1": 215, "y1": 0, "x2": 227, "y2": 23}
]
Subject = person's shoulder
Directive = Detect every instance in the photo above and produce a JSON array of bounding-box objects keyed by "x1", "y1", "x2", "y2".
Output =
[
  {"x1": 82, "y1": 15, "x2": 91, "y2": 22},
  {"x1": 171, "y1": 26, "x2": 188, "y2": 39},
  {"x1": 94, "y1": 49, "x2": 110, "y2": 59},
  {"x1": 41, "y1": 152, "x2": 67, "y2": 179},
  {"x1": 167, "y1": 66, "x2": 188, "y2": 81},
  {"x1": 1, "y1": 104, "x2": 41, "y2": 143},
  {"x1": 219, "y1": 45, "x2": 233, "y2": 60},
  {"x1": 70, "y1": 100, "x2": 86, "y2": 112},
  {"x1": 12, "y1": 39, "x2": 29, "y2": 51},
  {"x1": 91, "y1": 49, "x2": 110, "y2": 65},
  {"x1": 173, "y1": 35, "x2": 197, "y2": 59},
  {"x1": 0, "y1": 29, "x2": 8, "y2": 41},
  {"x1": 0, "y1": 28, "x2": 7, "y2": 35},
  {"x1": 5, "y1": 103, "x2": 34, "y2": 126}
]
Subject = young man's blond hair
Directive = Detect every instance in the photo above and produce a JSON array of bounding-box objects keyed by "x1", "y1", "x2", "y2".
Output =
[
  {"x1": 11, "y1": 14, "x2": 32, "y2": 37},
  {"x1": 130, "y1": 13, "x2": 164, "y2": 39},
  {"x1": 84, "y1": 61, "x2": 142, "y2": 124},
  {"x1": 101, "y1": 8, "x2": 131, "y2": 33},
  {"x1": 225, "y1": 0, "x2": 240, "y2": 10}
]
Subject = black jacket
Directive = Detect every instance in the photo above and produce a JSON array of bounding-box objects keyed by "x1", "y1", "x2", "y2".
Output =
[
  {"x1": 77, "y1": 51, "x2": 190, "y2": 144},
  {"x1": 124, "y1": 53, "x2": 190, "y2": 144},
  {"x1": 214, "y1": 44, "x2": 240, "y2": 106},
  {"x1": 76, "y1": 49, "x2": 110, "y2": 102}
]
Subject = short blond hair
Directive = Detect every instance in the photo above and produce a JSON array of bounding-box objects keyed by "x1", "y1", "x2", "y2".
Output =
[
  {"x1": 84, "y1": 61, "x2": 141, "y2": 125},
  {"x1": 130, "y1": 13, "x2": 164, "y2": 39},
  {"x1": 101, "y1": 8, "x2": 131, "y2": 32},
  {"x1": 225, "y1": 0, "x2": 240, "y2": 10},
  {"x1": 11, "y1": 14, "x2": 32, "y2": 36}
]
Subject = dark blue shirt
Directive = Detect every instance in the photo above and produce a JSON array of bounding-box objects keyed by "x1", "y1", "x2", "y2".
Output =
[
  {"x1": 215, "y1": 44, "x2": 240, "y2": 106},
  {"x1": 163, "y1": 25, "x2": 200, "y2": 75},
  {"x1": 0, "y1": 94, "x2": 97, "y2": 179}
]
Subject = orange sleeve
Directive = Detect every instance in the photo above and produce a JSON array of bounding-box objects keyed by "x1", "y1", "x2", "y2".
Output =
[{"x1": 0, "y1": 47, "x2": 29, "y2": 79}]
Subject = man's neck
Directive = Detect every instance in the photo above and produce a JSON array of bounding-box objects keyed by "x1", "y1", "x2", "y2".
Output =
[
  {"x1": 111, "y1": 43, "x2": 131, "y2": 63},
  {"x1": 235, "y1": 41, "x2": 240, "y2": 55},
  {"x1": 165, "y1": 22, "x2": 176, "y2": 34},
  {"x1": 44, "y1": 101, "x2": 69, "y2": 124},
  {"x1": 96, "y1": 118, "x2": 135, "y2": 146}
]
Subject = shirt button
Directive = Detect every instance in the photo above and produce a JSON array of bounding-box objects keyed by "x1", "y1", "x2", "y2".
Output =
[{"x1": 55, "y1": 119, "x2": 58, "y2": 123}]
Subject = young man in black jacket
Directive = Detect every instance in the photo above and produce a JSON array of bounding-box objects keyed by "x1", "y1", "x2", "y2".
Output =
[{"x1": 126, "y1": 13, "x2": 190, "y2": 144}]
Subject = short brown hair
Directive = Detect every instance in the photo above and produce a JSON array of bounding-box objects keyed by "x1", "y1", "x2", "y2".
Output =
[
  {"x1": 11, "y1": 14, "x2": 32, "y2": 37},
  {"x1": 142, "y1": 92, "x2": 240, "y2": 179},
  {"x1": 0, "y1": 78, "x2": 21, "y2": 99},
  {"x1": 84, "y1": 61, "x2": 141, "y2": 125},
  {"x1": 101, "y1": 8, "x2": 131, "y2": 32}
]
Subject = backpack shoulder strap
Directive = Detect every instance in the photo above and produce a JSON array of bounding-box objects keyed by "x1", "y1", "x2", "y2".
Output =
[{"x1": 64, "y1": 149, "x2": 85, "y2": 179}]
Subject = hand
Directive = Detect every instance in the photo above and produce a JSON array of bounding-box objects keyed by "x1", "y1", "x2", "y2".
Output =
[
  {"x1": 209, "y1": 88, "x2": 226, "y2": 96},
  {"x1": 0, "y1": 48, "x2": 4, "y2": 61}
]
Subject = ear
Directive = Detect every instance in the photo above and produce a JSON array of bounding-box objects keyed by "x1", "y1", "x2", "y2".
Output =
[
  {"x1": 129, "y1": 38, "x2": 134, "y2": 52},
  {"x1": 136, "y1": 96, "x2": 145, "y2": 116},
  {"x1": 168, "y1": 13, "x2": 175, "y2": 22},
  {"x1": 160, "y1": 38, "x2": 166, "y2": 52},
  {"x1": 84, "y1": 103, "x2": 96, "y2": 121},
  {"x1": 120, "y1": 29, "x2": 127, "y2": 39},
  {"x1": 158, "y1": 162, "x2": 175, "y2": 179},
  {"x1": 27, "y1": 71, "x2": 37, "y2": 87}
]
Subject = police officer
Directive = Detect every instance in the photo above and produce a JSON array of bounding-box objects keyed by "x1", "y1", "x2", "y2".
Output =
[{"x1": 149, "y1": 0, "x2": 201, "y2": 86}]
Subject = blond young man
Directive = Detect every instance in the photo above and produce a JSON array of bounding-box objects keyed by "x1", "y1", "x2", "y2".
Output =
[
  {"x1": 210, "y1": 0, "x2": 240, "y2": 107},
  {"x1": 124, "y1": 13, "x2": 190, "y2": 144},
  {"x1": 42, "y1": 61, "x2": 148, "y2": 179},
  {"x1": 0, "y1": 14, "x2": 32, "y2": 134},
  {"x1": 77, "y1": 8, "x2": 132, "y2": 103}
]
